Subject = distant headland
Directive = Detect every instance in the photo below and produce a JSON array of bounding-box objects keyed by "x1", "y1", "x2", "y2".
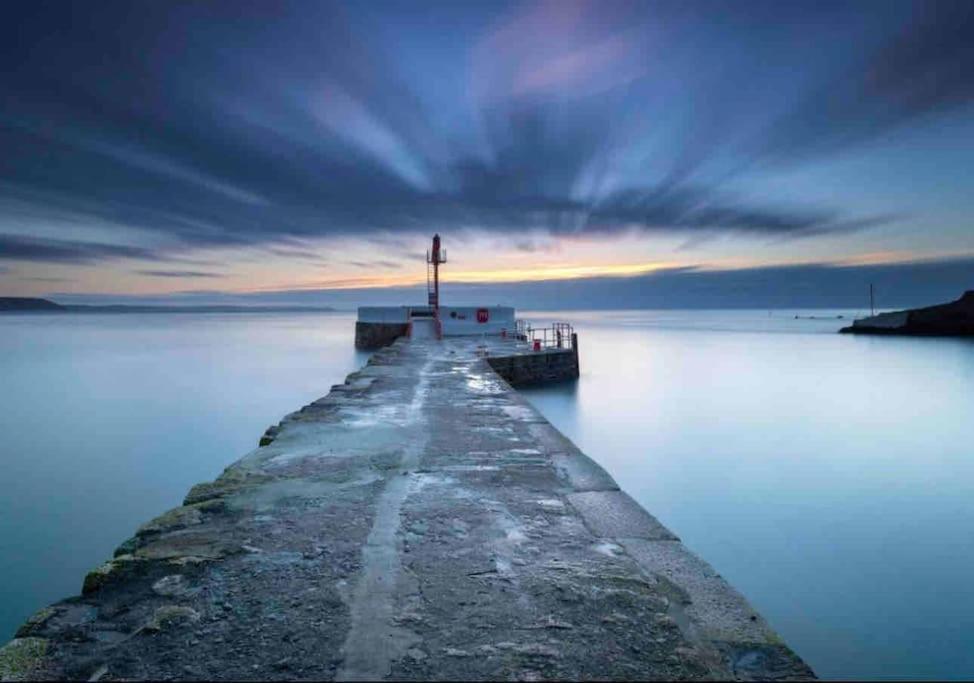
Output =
[
  {"x1": 0, "y1": 297, "x2": 63, "y2": 311},
  {"x1": 840, "y1": 290, "x2": 974, "y2": 336},
  {"x1": 0, "y1": 297, "x2": 338, "y2": 314}
]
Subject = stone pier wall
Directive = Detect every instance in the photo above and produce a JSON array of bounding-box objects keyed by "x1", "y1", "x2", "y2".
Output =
[
  {"x1": 487, "y1": 347, "x2": 579, "y2": 386},
  {"x1": 354, "y1": 321, "x2": 408, "y2": 349},
  {"x1": 1, "y1": 336, "x2": 812, "y2": 681}
]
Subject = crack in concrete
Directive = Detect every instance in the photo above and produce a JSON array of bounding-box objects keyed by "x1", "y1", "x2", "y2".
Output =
[{"x1": 335, "y1": 356, "x2": 432, "y2": 681}]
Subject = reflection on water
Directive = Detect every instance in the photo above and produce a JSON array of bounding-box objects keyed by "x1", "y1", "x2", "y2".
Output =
[
  {"x1": 0, "y1": 312, "x2": 366, "y2": 641},
  {"x1": 519, "y1": 310, "x2": 974, "y2": 681}
]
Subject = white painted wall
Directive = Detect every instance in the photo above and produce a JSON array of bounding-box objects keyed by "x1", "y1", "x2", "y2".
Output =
[
  {"x1": 441, "y1": 306, "x2": 515, "y2": 336},
  {"x1": 357, "y1": 305, "x2": 516, "y2": 336},
  {"x1": 410, "y1": 318, "x2": 437, "y2": 339}
]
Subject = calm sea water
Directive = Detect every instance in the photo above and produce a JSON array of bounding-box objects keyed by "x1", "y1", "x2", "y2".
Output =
[
  {"x1": 519, "y1": 310, "x2": 974, "y2": 681},
  {"x1": 0, "y1": 312, "x2": 368, "y2": 644},
  {"x1": 1, "y1": 310, "x2": 972, "y2": 679}
]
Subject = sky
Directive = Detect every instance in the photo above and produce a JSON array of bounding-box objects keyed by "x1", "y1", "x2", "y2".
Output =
[{"x1": 1, "y1": 0, "x2": 973, "y2": 308}]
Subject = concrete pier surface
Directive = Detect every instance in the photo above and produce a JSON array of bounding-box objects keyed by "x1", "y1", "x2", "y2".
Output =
[{"x1": 2, "y1": 337, "x2": 813, "y2": 681}]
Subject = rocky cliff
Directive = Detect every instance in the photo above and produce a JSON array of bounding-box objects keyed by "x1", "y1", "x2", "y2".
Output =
[{"x1": 840, "y1": 291, "x2": 974, "y2": 335}]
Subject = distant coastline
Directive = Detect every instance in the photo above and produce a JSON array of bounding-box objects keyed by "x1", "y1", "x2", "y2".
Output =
[
  {"x1": 0, "y1": 297, "x2": 63, "y2": 312},
  {"x1": 840, "y1": 290, "x2": 974, "y2": 336},
  {"x1": 0, "y1": 297, "x2": 339, "y2": 314}
]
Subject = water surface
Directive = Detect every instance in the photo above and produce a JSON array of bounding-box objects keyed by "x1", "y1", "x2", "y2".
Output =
[
  {"x1": 0, "y1": 312, "x2": 366, "y2": 642},
  {"x1": 520, "y1": 309, "x2": 974, "y2": 681},
  {"x1": 2, "y1": 309, "x2": 973, "y2": 680}
]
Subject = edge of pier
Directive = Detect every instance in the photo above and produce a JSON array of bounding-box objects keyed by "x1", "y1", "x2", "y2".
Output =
[{"x1": 1, "y1": 337, "x2": 813, "y2": 681}]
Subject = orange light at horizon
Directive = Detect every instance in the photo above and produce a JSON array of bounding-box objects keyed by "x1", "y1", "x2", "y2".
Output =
[
  {"x1": 445, "y1": 261, "x2": 672, "y2": 283},
  {"x1": 237, "y1": 260, "x2": 671, "y2": 294}
]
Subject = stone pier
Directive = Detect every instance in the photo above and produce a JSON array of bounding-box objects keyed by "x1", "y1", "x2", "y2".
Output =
[{"x1": 1, "y1": 337, "x2": 812, "y2": 681}]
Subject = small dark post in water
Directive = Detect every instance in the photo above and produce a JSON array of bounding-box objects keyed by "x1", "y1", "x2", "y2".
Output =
[{"x1": 571, "y1": 332, "x2": 580, "y2": 378}]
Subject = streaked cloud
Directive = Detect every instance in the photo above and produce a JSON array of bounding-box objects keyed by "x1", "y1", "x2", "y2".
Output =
[
  {"x1": 0, "y1": 234, "x2": 164, "y2": 264},
  {"x1": 18, "y1": 276, "x2": 72, "y2": 283},
  {"x1": 441, "y1": 261, "x2": 669, "y2": 284},
  {"x1": 44, "y1": 255, "x2": 974, "y2": 312},
  {"x1": 0, "y1": 0, "x2": 971, "y2": 297},
  {"x1": 135, "y1": 270, "x2": 226, "y2": 279},
  {"x1": 348, "y1": 260, "x2": 404, "y2": 270}
]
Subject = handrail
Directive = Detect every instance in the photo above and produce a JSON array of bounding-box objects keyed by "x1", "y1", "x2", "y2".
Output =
[{"x1": 515, "y1": 320, "x2": 575, "y2": 350}]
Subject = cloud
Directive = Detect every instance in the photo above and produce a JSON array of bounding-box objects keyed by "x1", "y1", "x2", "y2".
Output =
[
  {"x1": 135, "y1": 270, "x2": 225, "y2": 278},
  {"x1": 472, "y1": 0, "x2": 646, "y2": 102},
  {"x1": 348, "y1": 260, "x2": 403, "y2": 269},
  {"x1": 47, "y1": 255, "x2": 974, "y2": 311},
  {"x1": 748, "y1": 1, "x2": 974, "y2": 165},
  {"x1": 0, "y1": 233, "x2": 164, "y2": 264},
  {"x1": 19, "y1": 276, "x2": 72, "y2": 282},
  {"x1": 0, "y1": 0, "x2": 966, "y2": 263},
  {"x1": 266, "y1": 247, "x2": 328, "y2": 262}
]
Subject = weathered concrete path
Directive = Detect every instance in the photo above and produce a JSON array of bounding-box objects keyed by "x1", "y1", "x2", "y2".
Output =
[{"x1": 2, "y1": 338, "x2": 813, "y2": 681}]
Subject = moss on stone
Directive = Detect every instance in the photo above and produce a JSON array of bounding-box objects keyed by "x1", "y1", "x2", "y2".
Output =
[
  {"x1": 195, "y1": 498, "x2": 226, "y2": 513},
  {"x1": 113, "y1": 535, "x2": 139, "y2": 557},
  {"x1": 135, "y1": 533, "x2": 240, "y2": 562},
  {"x1": 259, "y1": 425, "x2": 280, "y2": 447},
  {"x1": 82, "y1": 555, "x2": 141, "y2": 595},
  {"x1": 183, "y1": 471, "x2": 273, "y2": 505},
  {"x1": 183, "y1": 481, "x2": 235, "y2": 505},
  {"x1": 136, "y1": 504, "x2": 203, "y2": 537},
  {"x1": 0, "y1": 637, "x2": 49, "y2": 680},
  {"x1": 13, "y1": 607, "x2": 56, "y2": 638}
]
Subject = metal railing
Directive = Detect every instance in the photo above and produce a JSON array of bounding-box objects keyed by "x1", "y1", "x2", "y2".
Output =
[{"x1": 515, "y1": 320, "x2": 575, "y2": 350}]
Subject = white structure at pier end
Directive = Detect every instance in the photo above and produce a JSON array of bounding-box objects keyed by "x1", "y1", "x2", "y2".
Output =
[{"x1": 357, "y1": 305, "x2": 515, "y2": 336}]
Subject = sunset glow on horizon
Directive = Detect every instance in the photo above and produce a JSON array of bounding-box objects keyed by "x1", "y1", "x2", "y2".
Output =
[{"x1": 1, "y1": 0, "x2": 972, "y2": 306}]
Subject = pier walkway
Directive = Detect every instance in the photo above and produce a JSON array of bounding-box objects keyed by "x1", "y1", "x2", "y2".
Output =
[{"x1": 2, "y1": 337, "x2": 812, "y2": 681}]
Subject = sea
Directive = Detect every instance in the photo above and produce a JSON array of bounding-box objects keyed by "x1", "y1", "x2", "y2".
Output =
[{"x1": 1, "y1": 309, "x2": 972, "y2": 680}]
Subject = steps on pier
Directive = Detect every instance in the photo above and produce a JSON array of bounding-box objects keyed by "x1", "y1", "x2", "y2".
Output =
[{"x1": 408, "y1": 318, "x2": 437, "y2": 340}]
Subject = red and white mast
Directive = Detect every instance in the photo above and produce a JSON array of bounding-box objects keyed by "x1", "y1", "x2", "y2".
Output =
[{"x1": 426, "y1": 234, "x2": 447, "y2": 338}]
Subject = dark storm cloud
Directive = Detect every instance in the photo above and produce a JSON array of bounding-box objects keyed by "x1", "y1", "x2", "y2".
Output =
[
  {"x1": 0, "y1": 0, "x2": 968, "y2": 258},
  {"x1": 266, "y1": 247, "x2": 328, "y2": 263},
  {"x1": 0, "y1": 234, "x2": 163, "y2": 264},
  {"x1": 749, "y1": 1, "x2": 974, "y2": 164},
  {"x1": 348, "y1": 260, "x2": 403, "y2": 270},
  {"x1": 135, "y1": 270, "x2": 225, "y2": 279}
]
